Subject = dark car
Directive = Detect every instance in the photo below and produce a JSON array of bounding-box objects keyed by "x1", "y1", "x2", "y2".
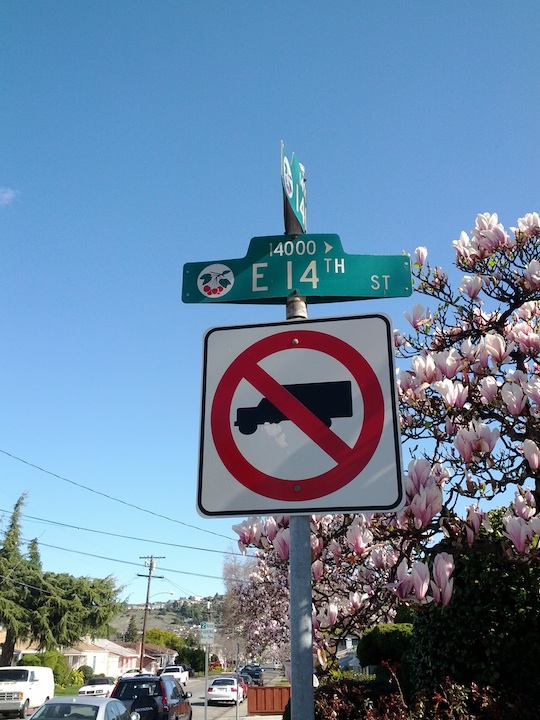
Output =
[
  {"x1": 111, "y1": 674, "x2": 192, "y2": 720},
  {"x1": 240, "y1": 665, "x2": 264, "y2": 686}
]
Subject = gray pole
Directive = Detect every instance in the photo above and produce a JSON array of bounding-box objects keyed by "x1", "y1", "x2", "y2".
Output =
[{"x1": 286, "y1": 293, "x2": 314, "y2": 720}]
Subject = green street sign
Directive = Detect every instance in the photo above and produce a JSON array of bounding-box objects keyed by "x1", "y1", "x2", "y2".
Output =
[
  {"x1": 281, "y1": 142, "x2": 307, "y2": 234},
  {"x1": 182, "y1": 234, "x2": 412, "y2": 304}
]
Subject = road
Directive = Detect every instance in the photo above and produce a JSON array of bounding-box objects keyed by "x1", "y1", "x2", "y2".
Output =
[{"x1": 187, "y1": 670, "x2": 282, "y2": 720}]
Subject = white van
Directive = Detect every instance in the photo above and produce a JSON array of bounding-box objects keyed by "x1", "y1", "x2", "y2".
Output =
[{"x1": 0, "y1": 666, "x2": 55, "y2": 718}]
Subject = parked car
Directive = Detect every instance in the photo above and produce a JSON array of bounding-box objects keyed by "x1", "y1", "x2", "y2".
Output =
[
  {"x1": 240, "y1": 673, "x2": 254, "y2": 688},
  {"x1": 121, "y1": 669, "x2": 142, "y2": 678},
  {"x1": 0, "y1": 666, "x2": 55, "y2": 718},
  {"x1": 111, "y1": 674, "x2": 192, "y2": 720},
  {"x1": 206, "y1": 676, "x2": 244, "y2": 705},
  {"x1": 220, "y1": 674, "x2": 248, "y2": 696},
  {"x1": 160, "y1": 666, "x2": 189, "y2": 687},
  {"x1": 240, "y1": 665, "x2": 264, "y2": 686},
  {"x1": 31, "y1": 696, "x2": 132, "y2": 720},
  {"x1": 78, "y1": 677, "x2": 116, "y2": 697}
]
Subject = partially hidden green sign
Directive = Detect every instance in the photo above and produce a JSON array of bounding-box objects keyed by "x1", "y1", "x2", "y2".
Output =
[
  {"x1": 281, "y1": 142, "x2": 307, "y2": 234},
  {"x1": 182, "y1": 234, "x2": 412, "y2": 304}
]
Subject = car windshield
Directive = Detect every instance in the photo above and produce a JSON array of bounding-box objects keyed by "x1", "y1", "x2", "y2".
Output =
[
  {"x1": 114, "y1": 681, "x2": 161, "y2": 699},
  {"x1": 33, "y1": 703, "x2": 99, "y2": 720},
  {"x1": 0, "y1": 669, "x2": 29, "y2": 682}
]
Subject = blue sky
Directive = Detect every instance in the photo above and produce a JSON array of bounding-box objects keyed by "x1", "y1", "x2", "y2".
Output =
[{"x1": 2, "y1": 2, "x2": 540, "y2": 604}]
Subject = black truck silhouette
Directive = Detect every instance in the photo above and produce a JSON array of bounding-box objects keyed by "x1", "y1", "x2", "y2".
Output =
[{"x1": 234, "y1": 380, "x2": 353, "y2": 435}]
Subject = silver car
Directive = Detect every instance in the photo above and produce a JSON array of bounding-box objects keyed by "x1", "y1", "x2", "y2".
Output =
[
  {"x1": 206, "y1": 676, "x2": 245, "y2": 706},
  {"x1": 32, "y1": 696, "x2": 133, "y2": 720}
]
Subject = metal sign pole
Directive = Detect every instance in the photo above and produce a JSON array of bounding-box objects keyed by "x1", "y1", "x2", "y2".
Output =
[{"x1": 286, "y1": 294, "x2": 314, "y2": 720}]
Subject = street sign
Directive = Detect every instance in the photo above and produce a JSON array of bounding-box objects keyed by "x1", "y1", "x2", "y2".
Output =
[
  {"x1": 199, "y1": 621, "x2": 215, "y2": 645},
  {"x1": 281, "y1": 142, "x2": 307, "y2": 234},
  {"x1": 182, "y1": 234, "x2": 412, "y2": 304},
  {"x1": 197, "y1": 314, "x2": 404, "y2": 517}
]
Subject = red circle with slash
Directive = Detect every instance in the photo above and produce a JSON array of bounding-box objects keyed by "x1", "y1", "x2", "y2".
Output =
[{"x1": 210, "y1": 330, "x2": 385, "y2": 501}]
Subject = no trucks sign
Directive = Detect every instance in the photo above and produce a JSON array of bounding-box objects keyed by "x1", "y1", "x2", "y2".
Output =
[{"x1": 197, "y1": 314, "x2": 404, "y2": 517}]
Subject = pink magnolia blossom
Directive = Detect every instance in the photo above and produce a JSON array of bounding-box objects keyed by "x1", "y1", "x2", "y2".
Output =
[
  {"x1": 408, "y1": 484, "x2": 443, "y2": 529},
  {"x1": 394, "y1": 329, "x2": 408, "y2": 348},
  {"x1": 411, "y1": 561, "x2": 430, "y2": 602},
  {"x1": 370, "y1": 547, "x2": 390, "y2": 569},
  {"x1": 485, "y1": 334, "x2": 514, "y2": 365},
  {"x1": 311, "y1": 534, "x2": 324, "y2": 558},
  {"x1": 318, "y1": 602, "x2": 339, "y2": 628},
  {"x1": 460, "y1": 275, "x2": 483, "y2": 299},
  {"x1": 507, "y1": 321, "x2": 540, "y2": 354},
  {"x1": 501, "y1": 382, "x2": 526, "y2": 415},
  {"x1": 523, "y1": 439, "x2": 540, "y2": 470},
  {"x1": 530, "y1": 515, "x2": 540, "y2": 536},
  {"x1": 471, "y1": 212, "x2": 509, "y2": 256},
  {"x1": 513, "y1": 487, "x2": 536, "y2": 519},
  {"x1": 454, "y1": 421, "x2": 499, "y2": 463},
  {"x1": 432, "y1": 378, "x2": 468, "y2": 408},
  {"x1": 434, "y1": 349, "x2": 461, "y2": 379},
  {"x1": 523, "y1": 259, "x2": 540, "y2": 291},
  {"x1": 430, "y1": 553, "x2": 454, "y2": 606},
  {"x1": 349, "y1": 591, "x2": 363, "y2": 612},
  {"x1": 515, "y1": 301, "x2": 539, "y2": 321},
  {"x1": 513, "y1": 212, "x2": 540, "y2": 236},
  {"x1": 464, "y1": 504, "x2": 485, "y2": 544},
  {"x1": 345, "y1": 521, "x2": 373, "y2": 554},
  {"x1": 479, "y1": 376, "x2": 499, "y2": 404},
  {"x1": 233, "y1": 517, "x2": 263, "y2": 552},
  {"x1": 503, "y1": 514, "x2": 531, "y2": 553},
  {"x1": 524, "y1": 377, "x2": 540, "y2": 405},
  {"x1": 311, "y1": 559, "x2": 324, "y2": 581},
  {"x1": 404, "y1": 304, "x2": 432, "y2": 331},
  {"x1": 273, "y1": 528, "x2": 290, "y2": 560},
  {"x1": 414, "y1": 246, "x2": 428, "y2": 267},
  {"x1": 405, "y1": 458, "x2": 433, "y2": 496},
  {"x1": 264, "y1": 516, "x2": 279, "y2": 541},
  {"x1": 393, "y1": 559, "x2": 413, "y2": 599},
  {"x1": 327, "y1": 539, "x2": 341, "y2": 557},
  {"x1": 412, "y1": 354, "x2": 438, "y2": 384},
  {"x1": 453, "y1": 231, "x2": 474, "y2": 264}
]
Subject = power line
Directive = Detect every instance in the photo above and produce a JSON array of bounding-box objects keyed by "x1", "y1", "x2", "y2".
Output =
[
  {"x1": 3, "y1": 508, "x2": 247, "y2": 558},
  {"x1": 0, "y1": 448, "x2": 233, "y2": 541},
  {"x1": 27, "y1": 540, "x2": 223, "y2": 580}
]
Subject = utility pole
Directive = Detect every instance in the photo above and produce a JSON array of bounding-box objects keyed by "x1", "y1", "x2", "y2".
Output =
[{"x1": 138, "y1": 555, "x2": 164, "y2": 671}]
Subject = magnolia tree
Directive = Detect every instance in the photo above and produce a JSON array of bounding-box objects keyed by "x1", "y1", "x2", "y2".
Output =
[{"x1": 230, "y1": 212, "x2": 540, "y2": 664}]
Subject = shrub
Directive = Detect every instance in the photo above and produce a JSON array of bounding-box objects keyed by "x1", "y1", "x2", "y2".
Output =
[
  {"x1": 18, "y1": 651, "x2": 69, "y2": 685},
  {"x1": 39, "y1": 651, "x2": 70, "y2": 685},
  {"x1": 18, "y1": 655, "x2": 41, "y2": 666},
  {"x1": 281, "y1": 677, "x2": 540, "y2": 720},
  {"x1": 68, "y1": 669, "x2": 85, "y2": 687},
  {"x1": 358, "y1": 624, "x2": 413, "y2": 667},
  {"x1": 358, "y1": 623, "x2": 413, "y2": 694},
  {"x1": 408, "y1": 532, "x2": 540, "y2": 704},
  {"x1": 78, "y1": 666, "x2": 94, "y2": 683}
]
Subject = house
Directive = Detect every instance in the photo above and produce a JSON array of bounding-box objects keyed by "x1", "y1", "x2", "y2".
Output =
[{"x1": 116, "y1": 642, "x2": 176, "y2": 674}]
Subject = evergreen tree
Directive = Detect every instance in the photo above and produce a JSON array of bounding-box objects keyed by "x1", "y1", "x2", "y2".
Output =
[
  {"x1": 124, "y1": 615, "x2": 139, "y2": 642},
  {"x1": 0, "y1": 495, "x2": 122, "y2": 665}
]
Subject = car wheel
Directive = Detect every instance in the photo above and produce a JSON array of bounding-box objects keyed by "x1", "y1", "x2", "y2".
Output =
[{"x1": 19, "y1": 701, "x2": 29, "y2": 719}]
